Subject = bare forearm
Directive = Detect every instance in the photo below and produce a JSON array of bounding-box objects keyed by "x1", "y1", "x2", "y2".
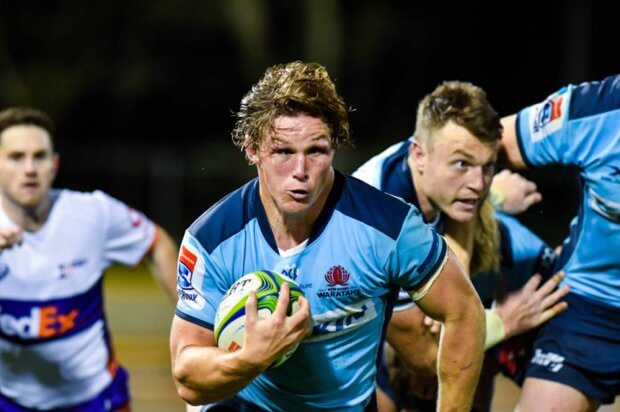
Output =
[
  {"x1": 387, "y1": 308, "x2": 438, "y2": 375},
  {"x1": 148, "y1": 225, "x2": 179, "y2": 302},
  {"x1": 173, "y1": 345, "x2": 263, "y2": 405},
  {"x1": 436, "y1": 307, "x2": 485, "y2": 411}
]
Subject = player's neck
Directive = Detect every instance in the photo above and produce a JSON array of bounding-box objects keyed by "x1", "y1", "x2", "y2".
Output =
[
  {"x1": 444, "y1": 218, "x2": 477, "y2": 276},
  {"x1": 261, "y1": 178, "x2": 333, "y2": 251},
  {"x1": 1, "y1": 193, "x2": 53, "y2": 232},
  {"x1": 408, "y1": 158, "x2": 439, "y2": 222}
]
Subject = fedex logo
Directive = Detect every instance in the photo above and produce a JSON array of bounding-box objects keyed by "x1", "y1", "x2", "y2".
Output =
[{"x1": 0, "y1": 305, "x2": 79, "y2": 340}]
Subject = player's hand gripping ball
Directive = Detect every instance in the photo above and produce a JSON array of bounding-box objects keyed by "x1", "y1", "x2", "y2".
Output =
[{"x1": 214, "y1": 270, "x2": 305, "y2": 368}]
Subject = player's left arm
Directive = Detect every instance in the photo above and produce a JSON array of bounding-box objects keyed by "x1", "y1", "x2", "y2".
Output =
[
  {"x1": 146, "y1": 224, "x2": 179, "y2": 302},
  {"x1": 498, "y1": 114, "x2": 527, "y2": 169},
  {"x1": 414, "y1": 249, "x2": 485, "y2": 411}
]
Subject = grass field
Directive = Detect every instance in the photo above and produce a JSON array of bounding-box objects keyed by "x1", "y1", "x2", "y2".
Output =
[
  {"x1": 104, "y1": 265, "x2": 619, "y2": 412},
  {"x1": 104, "y1": 265, "x2": 185, "y2": 412}
]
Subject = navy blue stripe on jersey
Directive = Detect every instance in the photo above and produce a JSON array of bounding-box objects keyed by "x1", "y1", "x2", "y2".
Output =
[
  {"x1": 569, "y1": 74, "x2": 620, "y2": 121},
  {"x1": 175, "y1": 309, "x2": 214, "y2": 331},
  {"x1": 514, "y1": 111, "x2": 534, "y2": 168},
  {"x1": 402, "y1": 232, "x2": 447, "y2": 291},
  {"x1": 190, "y1": 170, "x2": 412, "y2": 255},
  {"x1": 0, "y1": 279, "x2": 104, "y2": 345},
  {"x1": 340, "y1": 173, "x2": 413, "y2": 241},
  {"x1": 555, "y1": 194, "x2": 586, "y2": 274},
  {"x1": 379, "y1": 140, "x2": 420, "y2": 206},
  {"x1": 189, "y1": 180, "x2": 259, "y2": 254},
  {"x1": 534, "y1": 245, "x2": 557, "y2": 280}
]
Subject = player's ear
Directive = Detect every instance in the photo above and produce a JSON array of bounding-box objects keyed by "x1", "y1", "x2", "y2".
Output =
[
  {"x1": 52, "y1": 153, "x2": 60, "y2": 178},
  {"x1": 410, "y1": 140, "x2": 426, "y2": 173},
  {"x1": 245, "y1": 143, "x2": 260, "y2": 166}
]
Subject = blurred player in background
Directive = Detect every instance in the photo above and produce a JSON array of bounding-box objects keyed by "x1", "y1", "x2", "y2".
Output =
[
  {"x1": 500, "y1": 74, "x2": 620, "y2": 411},
  {"x1": 352, "y1": 81, "x2": 568, "y2": 411},
  {"x1": 0, "y1": 107, "x2": 178, "y2": 411},
  {"x1": 170, "y1": 61, "x2": 485, "y2": 411}
]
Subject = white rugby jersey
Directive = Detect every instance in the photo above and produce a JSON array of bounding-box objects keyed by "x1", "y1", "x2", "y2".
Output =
[{"x1": 0, "y1": 189, "x2": 156, "y2": 410}]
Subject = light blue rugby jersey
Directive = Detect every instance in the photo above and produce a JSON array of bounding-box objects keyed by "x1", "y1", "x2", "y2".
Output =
[
  {"x1": 515, "y1": 74, "x2": 620, "y2": 307},
  {"x1": 175, "y1": 171, "x2": 447, "y2": 411},
  {"x1": 352, "y1": 139, "x2": 556, "y2": 308}
]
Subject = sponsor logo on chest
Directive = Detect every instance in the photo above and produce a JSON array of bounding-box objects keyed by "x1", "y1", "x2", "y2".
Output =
[{"x1": 0, "y1": 305, "x2": 79, "y2": 340}]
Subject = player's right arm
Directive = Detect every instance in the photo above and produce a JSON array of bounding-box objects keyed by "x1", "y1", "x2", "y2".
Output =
[
  {"x1": 170, "y1": 284, "x2": 311, "y2": 405},
  {"x1": 498, "y1": 114, "x2": 527, "y2": 169}
]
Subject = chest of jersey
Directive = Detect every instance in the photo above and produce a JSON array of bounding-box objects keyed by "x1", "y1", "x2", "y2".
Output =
[{"x1": 0, "y1": 221, "x2": 104, "y2": 301}]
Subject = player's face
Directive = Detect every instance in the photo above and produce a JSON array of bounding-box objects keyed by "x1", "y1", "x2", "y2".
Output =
[
  {"x1": 417, "y1": 121, "x2": 497, "y2": 222},
  {"x1": 247, "y1": 114, "x2": 335, "y2": 218},
  {"x1": 0, "y1": 125, "x2": 57, "y2": 209}
]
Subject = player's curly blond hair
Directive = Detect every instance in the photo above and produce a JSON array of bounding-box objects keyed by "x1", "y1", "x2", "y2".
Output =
[{"x1": 232, "y1": 61, "x2": 353, "y2": 153}]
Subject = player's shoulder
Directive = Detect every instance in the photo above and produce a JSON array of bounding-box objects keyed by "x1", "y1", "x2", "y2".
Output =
[
  {"x1": 338, "y1": 172, "x2": 417, "y2": 240},
  {"x1": 566, "y1": 74, "x2": 620, "y2": 121},
  {"x1": 352, "y1": 138, "x2": 411, "y2": 186},
  {"x1": 188, "y1": 179, "x2": 259, "y2": 253},
  {"x1": 53, "y1": 188, "x2": 118, "y2": 211}
]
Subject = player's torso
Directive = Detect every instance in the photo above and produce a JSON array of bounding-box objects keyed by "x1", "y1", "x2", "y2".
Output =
[
  {"x1": 219, "y1": 215, "x2": 394, "y2": 411},
  {"x1": 558, "y1": 118, "x2": 620, "y2": 305},
  {"x1": 183, "y1": 175, "x2": 422, "y2": 411},
  {"x1": 518, "y1": 78, "x2": 620, "y2": 307},
  {"x1": 0, "y1": 190, "x2": 114, "y2": 409}
]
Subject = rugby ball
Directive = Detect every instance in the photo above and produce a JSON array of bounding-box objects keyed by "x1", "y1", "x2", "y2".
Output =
[{"x1": 214, "y1": 270, "x2": 305, "y2": 368}]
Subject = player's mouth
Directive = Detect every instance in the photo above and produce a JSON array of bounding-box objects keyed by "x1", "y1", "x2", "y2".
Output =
[
  {"x1": 455, "y1": 198, "x2": 478, "y2": 210},
  {"x1": 287, "y1": 189, "x2": 310, "y2": 201},
  {"x1": 21, "y1": 182, "x2": 40, "y2": 191}
]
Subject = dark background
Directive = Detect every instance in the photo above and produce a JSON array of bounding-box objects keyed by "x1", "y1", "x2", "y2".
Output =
[{"x1": 0, "y1": 0, "x2": 616, "y2": 246}]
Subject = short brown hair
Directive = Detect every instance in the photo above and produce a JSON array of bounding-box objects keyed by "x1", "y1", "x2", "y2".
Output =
[
  {"x1": 415, "y1": 81, "x2": 501, "y2": 146},
  {"x1": 0, "y1": 107, "x2": 55, "y2": 144},
  {"x1": 232, "y1": 61, "x2": 352, "y2": 152}
]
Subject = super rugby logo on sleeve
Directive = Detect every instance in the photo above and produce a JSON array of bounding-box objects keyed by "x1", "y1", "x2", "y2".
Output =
[
  {"x1": 178, "y1": 246, "x2": 197, "y2": 290},
  {"x1": 176, "y1": 241, "x2": 207, "y2": 309},
  {"x1": 529, "y1": 88, "x2": 569, "y2": 142}
]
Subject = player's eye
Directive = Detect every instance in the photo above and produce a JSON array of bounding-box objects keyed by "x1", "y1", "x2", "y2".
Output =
[
  {"x1": 454, "y1": 160, "x2": 467, "y2": 168},
  {"x1": 308, "y1": 146, "x2": 328, "y2": 155},
  {"x1": 275, "y1": 148, "x2": 293, "y2": 156},
  {"x1": 483, "y1": 162, "x2": 496, "y2": 174}
]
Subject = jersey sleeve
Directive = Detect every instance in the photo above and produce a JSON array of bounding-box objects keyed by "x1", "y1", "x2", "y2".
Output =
[
  {"x1": 515, "y1": 74, "x2": 620, "y2": 168},
  {"x1": 174, "y1": 231, "x2": 229, "y2": 330},
  {"x1": 386, "y1": 207, "x2": 448, "y2": 301},
  {"x1": 95, "y1": 191, "x2": 156, "y2": 266}
]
